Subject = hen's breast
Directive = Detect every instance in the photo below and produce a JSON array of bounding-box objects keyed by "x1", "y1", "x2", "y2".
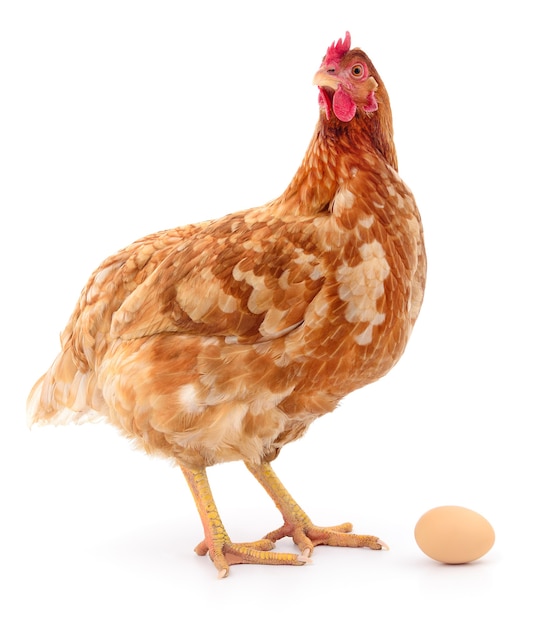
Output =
[{"x1": 283, "y1": 161, "x2": 425, "y2": 391}]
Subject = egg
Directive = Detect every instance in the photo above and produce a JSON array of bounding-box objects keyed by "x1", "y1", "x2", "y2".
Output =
[{"x1": 414, "y1": 505, "x2": 495, "y2": 564}]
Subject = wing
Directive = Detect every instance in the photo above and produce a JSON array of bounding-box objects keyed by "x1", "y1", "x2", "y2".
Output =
[{"x1": 111, "y1": 209, "x2": 326, "y2": 344}]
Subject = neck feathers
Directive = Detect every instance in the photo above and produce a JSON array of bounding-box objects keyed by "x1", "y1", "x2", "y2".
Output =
[{"x1": 280, "y1": 105, "x2": 397, "y2": 214}]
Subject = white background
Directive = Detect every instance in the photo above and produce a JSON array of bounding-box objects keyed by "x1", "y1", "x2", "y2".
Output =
[{"x1": 1, "y1": 1, "x2": 547, "y2": 624}]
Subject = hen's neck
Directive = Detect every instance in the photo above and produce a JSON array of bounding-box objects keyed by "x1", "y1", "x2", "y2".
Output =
[{"x1": 280, "y1": 112, "x2": 397, "y2": 215}]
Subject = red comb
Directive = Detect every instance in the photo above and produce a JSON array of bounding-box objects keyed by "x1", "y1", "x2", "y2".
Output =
[{"x1": 324, "y1": 32, "x2": 351, "y2": 66}]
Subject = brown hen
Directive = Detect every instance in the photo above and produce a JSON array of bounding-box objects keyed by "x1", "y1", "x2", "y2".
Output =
[{"x1": 27, "y1": 32, "x2": 426, "y2": 577}]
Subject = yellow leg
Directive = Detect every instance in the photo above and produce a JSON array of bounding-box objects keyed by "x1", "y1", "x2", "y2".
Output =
[
  {"x1": 245, "y1": 461, "x2": 387, "y2": 556},
  {"x1": 180, "y1": 466, "x2": 309, "y2": 578}
]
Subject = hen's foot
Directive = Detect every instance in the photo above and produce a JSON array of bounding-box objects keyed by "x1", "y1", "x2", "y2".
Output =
[
  {"x1": 180, "y1": 465, "x2": 310, "y2": 578},
  {"x1": 264, "y1": 515, "x2": 387, "y2": 555},
  {"x1": 246, "y1": 461, "x2": 388, "y2": 557},
  {"x1": 194, "y1": 533, "x2": 310, "y2": 578}
]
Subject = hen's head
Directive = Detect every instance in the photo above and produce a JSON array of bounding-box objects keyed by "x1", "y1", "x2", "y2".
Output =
[
  {"x1": 314, "y1": 32, "x2": 383, "y2": 123},
  {"x1": 314, "y1": 32, "x2": 396, "y2": 168}
]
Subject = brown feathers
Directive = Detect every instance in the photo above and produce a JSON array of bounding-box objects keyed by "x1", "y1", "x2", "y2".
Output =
[{"x1": 28, "y1": 39, "x2": 425, "y2": 475}]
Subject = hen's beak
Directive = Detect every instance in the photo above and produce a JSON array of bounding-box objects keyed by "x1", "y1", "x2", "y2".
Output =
[{"x1": 313, "y1": 68, "x2": 340, "y2": 90}]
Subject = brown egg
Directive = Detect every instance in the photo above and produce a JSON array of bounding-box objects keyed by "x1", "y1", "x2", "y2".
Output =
[{"x1": 414, "y1": 505, "x2": 495, "y2": 564}]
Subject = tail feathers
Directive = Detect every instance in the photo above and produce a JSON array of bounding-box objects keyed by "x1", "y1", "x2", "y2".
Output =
[{"x1": 26, "y1": 351, "x2": 103, "y2": 427}]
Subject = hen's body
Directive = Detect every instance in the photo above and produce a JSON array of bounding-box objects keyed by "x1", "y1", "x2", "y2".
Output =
[{"x1": 28, "y1": 34, "x2": 426, "y2": 576}]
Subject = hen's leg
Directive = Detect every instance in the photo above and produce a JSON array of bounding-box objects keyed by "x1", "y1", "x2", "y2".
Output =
[
  {"x1": 180, "y1": 466, "x2": 309, "y2": 577},
  {"x1": 245, "y1": 461, "x2": 387, "y2": 556}
]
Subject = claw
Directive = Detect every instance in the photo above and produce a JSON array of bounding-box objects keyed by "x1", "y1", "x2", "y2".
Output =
[{"x1": 298, "y1": 548, "x2": 313, "y2": 563}]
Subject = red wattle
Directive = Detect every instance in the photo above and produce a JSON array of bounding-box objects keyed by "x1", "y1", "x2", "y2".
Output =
[{"x1": 333, "y1": 86, "x2": 356, "y2": 122}]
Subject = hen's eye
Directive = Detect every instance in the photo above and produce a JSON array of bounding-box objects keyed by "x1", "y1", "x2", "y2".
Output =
[{"x1": 351, "y1": 64, "x2": 364, "y2": 77}]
